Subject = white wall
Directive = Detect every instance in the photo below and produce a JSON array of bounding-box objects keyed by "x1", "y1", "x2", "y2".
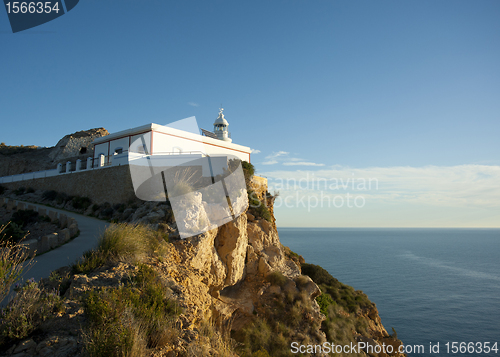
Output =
[
  {"x1": 152, "y1": 131, "x2": 204, "y2": 155},
  {"x1": 130, "y1": 133, "x2": 152, "y2": 154},
  {"x1": 94, "y1": 142, "x2": 109, "y2": 158},
  {"x1": 152, "y1": 131, "x2": 250, "y2": 162},
  {"x1": 109, "y1": 137, "x2": 129, "y2": 156}
]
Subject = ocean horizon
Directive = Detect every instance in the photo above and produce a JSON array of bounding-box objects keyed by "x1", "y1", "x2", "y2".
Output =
[{"x1": 278, "y1": 227, "x2": 500, "y2": 356}]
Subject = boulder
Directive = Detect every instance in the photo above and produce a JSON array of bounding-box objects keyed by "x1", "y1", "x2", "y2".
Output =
[
  {"x1": 48, "y1": 210, "x2": 58, "y2": 222},
  {"x1": 47, "y1": 233, "x2": 58, "y2": 249},
  {"x1": 58, "y1": 228, "x2": 71, "y2": 244},
  {"x1": 40, "y1": 236, "x2": 50, "y2": 253},
  {"x1": 59, "y1": 214, "x2": 68, "y2": 228},
  {"x1": 22, "y1": 239, "x2": 39, "y2": 257},
  {"x1": 69, "y1": 223, "x2": 78, "y2": 237}
]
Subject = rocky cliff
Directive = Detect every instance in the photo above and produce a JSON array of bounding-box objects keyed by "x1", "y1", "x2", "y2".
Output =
[{"x1": 0, "y1": 179, "x2": 406, "y2": 357}]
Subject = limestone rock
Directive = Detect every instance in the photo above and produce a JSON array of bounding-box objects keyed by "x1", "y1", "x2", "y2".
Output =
[{"x1": 215, "y1": 214, "x2": 248, "y2": 287}]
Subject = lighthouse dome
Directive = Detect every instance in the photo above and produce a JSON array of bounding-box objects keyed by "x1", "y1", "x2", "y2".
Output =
[{"x1": 214, "y1": 109, "x2": 229, "y2": 126}]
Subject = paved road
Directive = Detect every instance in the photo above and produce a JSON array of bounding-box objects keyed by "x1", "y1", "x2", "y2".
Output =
[{"x1": 14, "y1": 201, "x2": 110, "y2": 281}]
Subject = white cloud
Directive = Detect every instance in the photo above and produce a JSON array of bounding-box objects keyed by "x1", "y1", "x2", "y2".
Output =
[
  {"x1": 261, "y1": 164, "x2": 500, "y2": 209},
  {"x1": 187, "y1": 102, "x2": 199, "y2": 107},
  {"x1": 251, "y1": 149, "x2": 261, "y2": 154},
  {"x1": 283, "y1": 161, "x2": 325, "y2": 167},
  {"x1": 265, "y1": 151, "x2": 289, "y2": 159},
  {"x1": 262, "y1": 160, "x2": 278, "y2": 165}
]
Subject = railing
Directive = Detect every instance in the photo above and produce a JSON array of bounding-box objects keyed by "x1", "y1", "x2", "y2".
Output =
[{"x1": 0, "y1": 151, "x2": 221, "y2": 184}]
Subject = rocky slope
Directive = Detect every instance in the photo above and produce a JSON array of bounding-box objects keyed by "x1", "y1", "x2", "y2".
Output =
[{"x1": 0, "y1": 183, "x2": 406, "y2": 357}]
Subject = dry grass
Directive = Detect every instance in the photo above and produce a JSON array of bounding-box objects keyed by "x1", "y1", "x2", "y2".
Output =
[
  {"x1": 0, "y1": 224, "x2": 34, "y2": 304},
  {"x1": 72, "y1": 223, "x2": 168, "y2": 274},
  {"x1": 187, "y1": 318, "x2": 237, "y2": 357},
  {"x1": 0, "y1": 279, "x2": 63, "y2": 345}
]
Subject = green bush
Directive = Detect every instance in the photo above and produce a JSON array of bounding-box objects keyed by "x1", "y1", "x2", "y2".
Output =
[
  {"x1": 72, "y1": 224, "x2": 166, "y2": 274},
  {"x1": 248, "y1": 191, "x2": 272, "y2": 222},
  {"x1": 1, "y1": 222, "x2": 25, "y2": 243},
  {"x1": 316, "y1": 293, "x2": 335, "y2": 317},
  {"x1": 0, "y1": 278, "x2": 63, "y2": 345},
  {"x1": 242, "y1": 161, "x2": 255, "y2": 181},
  {"x1": 55, "y1": 192, "x2": 70, "y2": 205},
  {"x1": 72, "y1": 196, "x2": 92, "y2": 210},
  {"x1": 11, "y1": 209, "x2": 39, "y2": 229},
  {"x1": 236, "y1": 291, "x2": 317, "y2": 357},
  {"x1": 42, "y1": 190, "x2": 57, "y2": 201},
  {"x1": 301, "y1": 263, "x2": 372, "y2": 313},
  {"x1": 14, "y1": 187, "x2": 26, "y2": 196},
  {"x1": 83, "y1": 265, "x2": 180, "y2": 356},
  {"x1": 266, "y1": 271, "x2": 287, "y2": 287}
]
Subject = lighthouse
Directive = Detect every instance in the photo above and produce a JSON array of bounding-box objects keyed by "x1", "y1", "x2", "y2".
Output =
[{"x1": 213, "y1": 108, "x2": 232, "y2": 142}]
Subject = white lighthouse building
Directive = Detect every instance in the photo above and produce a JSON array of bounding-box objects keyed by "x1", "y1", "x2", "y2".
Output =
[{"x1": 213, "y1": 108, "x2": 232, "y2": 142}]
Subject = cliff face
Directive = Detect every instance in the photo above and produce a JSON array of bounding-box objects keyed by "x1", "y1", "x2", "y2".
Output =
[
  {"x1": 0, "y1": 176, "x2": 405, "y2": 357},
  {"x1": 155, "y1": 199, "x2": 405, "y2": 356}
]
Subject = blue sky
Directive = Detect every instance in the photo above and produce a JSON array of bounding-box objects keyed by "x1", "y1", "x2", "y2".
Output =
[{"x1": 1, "y1": 0, "x2": 499, "y2": 227}]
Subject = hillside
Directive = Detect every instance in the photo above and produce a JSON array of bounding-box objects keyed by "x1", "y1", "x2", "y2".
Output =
[
  {"x1": 0, "y1": 128, "x2": 108, "y2": 177},
  {"x1": 0, "y1": 136, "x2": 405, "y2": 356}
]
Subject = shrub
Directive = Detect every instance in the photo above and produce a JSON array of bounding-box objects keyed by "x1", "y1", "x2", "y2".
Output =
[
  {"x1": 248, "y1": 191, "x2": 272, "y2": 222},
  {"x1": 42, "y1": 190, "x2": 57, "y2": 201},
  {"x1": 113, "y1": 203, "x2": 125, "y2": 213},
  {"x1": 55, "y1": 192, "x2": 70, "y2": 205},
  {"x1": 301, "y1": 263, "x2": 339, "y2": 287},
  {"x1": 11, "y1": 209, "x2": 39, "y2": 229},
  {"x1": 242, "y1": 161, "x2": 255, "y2": 181},
  {"x1": 0, "y1": 278, "x2": 62, "y2": 345},
  {"x1": 83, "y1": 265, "x2": 180, "y2": 356},
  {"x1": 301, "y1": 263, "x2": 372, "y2": 313},
  {"x1": 0, "y1": 225, "x2": 34, "y2": 303},
  {"x1": 266, "y1": 271, "x2": 287, "y2": 287},
  {"x1": 14, "y1": 187, "x2": 26, "y2": 196},
  {"x1": 0, "y1": 185, "x2": 6, "y2": 195},
  {"x1": 316, "y1": 293, "x2": 335, "y2": 317},
  {"x1": 72, "y1": 224, "x2": 166, "y2": 274},
  {"x1": 26, "y1": 187, "x2": 35, "y2": 194},
  {"x1": 72, "y1": 196, "x2": 92, "y2": 210},
  {"x1": 1, "y1": 222, "x2": 25, "y2": 243},
  {"x1": 99, "y1": 203, "x2": 114, "y2": 219}
]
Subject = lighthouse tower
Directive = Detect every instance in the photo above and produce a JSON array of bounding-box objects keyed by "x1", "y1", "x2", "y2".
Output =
[{"x1": 213, "y1": 108, "x2": 232, "y2": 142}]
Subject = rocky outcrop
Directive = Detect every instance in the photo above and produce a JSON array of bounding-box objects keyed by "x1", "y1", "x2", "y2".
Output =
[
  {"x1": 0, "y1": 176, "x2": 405, "y2": 357},
  {"x1": 48, "y1": 128, "x2": 109, "y2": 162},
  {"x1": 0, "y1": 128, "x2": 108, "y2": 177}
]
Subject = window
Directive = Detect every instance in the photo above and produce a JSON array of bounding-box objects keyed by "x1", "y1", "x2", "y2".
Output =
[{"x1": 114, "y1": 147, "x2": 123, "y2": 155}]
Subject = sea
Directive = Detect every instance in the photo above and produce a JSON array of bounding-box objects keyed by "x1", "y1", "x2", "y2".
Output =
[{"x1": 277, "y1": 228, "x2": 500, "y2": 357}]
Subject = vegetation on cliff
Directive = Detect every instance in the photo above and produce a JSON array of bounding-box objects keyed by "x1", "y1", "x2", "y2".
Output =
[{"x1": 0, "y1": 161, "x2": 405, "y2": 356}]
